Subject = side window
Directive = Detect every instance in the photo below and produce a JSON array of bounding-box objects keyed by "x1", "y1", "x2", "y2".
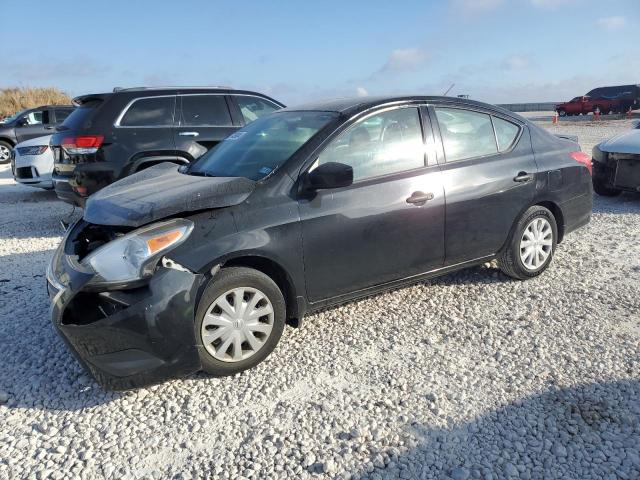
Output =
[
  {"x1": 54, "y1": 108, "x2": 73, "y2": 123},
  {"x1": 493, "y1": 117, "x2": 520, "y2": 152},
  {"x1": 316, "y1": 107, "x2": 425, "y2": 182},
  {"x1": 120, "y1": 97, "x2": 174, "y2": 127},
  {"x1": 180, "y1": 95, "x2": 232, "y2": 126},
  {"x1": 435, "y1": 108, "x2": 497, "y2": 162},
  {"x1": 21, "y1": 110, "x2": 45, "y2": 126},
  {"x1": 235, "y1": 96, "x2": 280, "y2": 124}
]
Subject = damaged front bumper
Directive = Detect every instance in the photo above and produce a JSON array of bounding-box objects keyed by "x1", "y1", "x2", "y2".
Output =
[
  {"x1": 47, "y1": 233, "x2": 205, "y2": 391},
  {"x1": 595, "y1": 152, "x2": 640, "y2": 192}
]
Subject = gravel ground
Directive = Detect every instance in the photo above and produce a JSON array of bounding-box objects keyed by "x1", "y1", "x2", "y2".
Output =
[{"x1": 0, "y1": 119, "x2": 639, "y2": 480}]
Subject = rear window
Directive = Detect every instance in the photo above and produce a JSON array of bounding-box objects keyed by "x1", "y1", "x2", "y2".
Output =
[
  {"x1": 119, "y1": 96, "x2": 175, "y2": 127},
  {"x1": 60, "y1": 102, "x2": 101, "y2": 130}
]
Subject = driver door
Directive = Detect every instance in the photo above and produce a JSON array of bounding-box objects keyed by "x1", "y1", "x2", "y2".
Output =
[
  {"x1": 298, "y1": 106, "x2": 445, "y2": 302},
  {"x1": 15, "y1": 109, "x2": 50, "y2": 142}
]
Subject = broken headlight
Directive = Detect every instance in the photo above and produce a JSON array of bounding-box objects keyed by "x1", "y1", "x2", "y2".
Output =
[{"x1": 82, "y1": 218, "x2": 193, "y2": 286}]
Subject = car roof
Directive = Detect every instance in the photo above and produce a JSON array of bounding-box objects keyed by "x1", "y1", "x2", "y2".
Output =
[{"x1": 283, "y1": 95, "x2": 517, "y2": 118}]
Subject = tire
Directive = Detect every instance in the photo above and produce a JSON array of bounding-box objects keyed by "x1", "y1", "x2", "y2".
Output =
[
  {"x1": 0, "y1": 140, "x2": 12, "y2": 165},
  {"x1": 498, "y1": 206, "x2": 558, "y2": 280},
  {"x1": 592, "y1": 170, "x2": 622, "y2": 197},
  {"x1": 557, "y1": 109, "x2": 566, "y2": 117},
  {"x1": 195, "y1": 267, "x2": 286, "y2": 376}
]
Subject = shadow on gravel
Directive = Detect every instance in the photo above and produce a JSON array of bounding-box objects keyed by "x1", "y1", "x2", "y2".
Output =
[
  {"x1": 347, "y1": 379, "x2": 640, "y2": 479},
  {"x1": 592, "y1": 193, "x2": 640, "y2": 215}
]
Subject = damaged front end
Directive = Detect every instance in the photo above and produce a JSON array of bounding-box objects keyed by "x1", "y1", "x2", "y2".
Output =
[
  {"x1": 594, "y1": 148, "x2": 640, "y2": 192},
  {"x1": 47, "y1": 219, "x2": 205, "y2": 390}
]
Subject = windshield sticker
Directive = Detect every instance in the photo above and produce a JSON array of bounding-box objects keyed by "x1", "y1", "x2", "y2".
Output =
[
  {"x1": 259, "y1": 166, "x2": 273, "y2": 175},
  {"x1": 226, "y1": 131, "x2": 246, "y2": 140}
]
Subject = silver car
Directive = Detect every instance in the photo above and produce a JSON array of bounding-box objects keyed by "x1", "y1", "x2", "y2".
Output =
[{"x1": 11, "y1": 134, "x2": 54, "y2": 190}]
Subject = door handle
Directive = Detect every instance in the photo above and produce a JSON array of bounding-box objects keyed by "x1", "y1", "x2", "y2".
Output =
[
  {"x1": 406, "y1": 191, "x2": 434, "y2": 205},
  {"x1": 513, "y1": 172, "x2": 532, "y2": 182},
  {"x1": 178, "y1": 131, "x2": 199, "y2": 137}
]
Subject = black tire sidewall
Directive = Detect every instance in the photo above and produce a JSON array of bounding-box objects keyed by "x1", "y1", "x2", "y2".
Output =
[
  {"x1": 194, "y1": 267, "x2": 286, "y2": 376},
  {"x1": 509, "y1": 207, "x2": 558, "y2": 278}
]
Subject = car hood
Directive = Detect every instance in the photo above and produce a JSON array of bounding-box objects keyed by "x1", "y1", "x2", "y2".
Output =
[
  {"x1": 16, "y1": 134, "x2": 52, "y2": 148},
  {"x1": 84, "y1": 163, "x2": 256, "y2": 227},
  {"x1": 599, "y1": 129, "x2": 640, "y2": 155}
]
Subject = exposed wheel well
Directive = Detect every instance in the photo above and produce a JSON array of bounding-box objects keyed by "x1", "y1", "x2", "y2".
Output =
[
  {"x1": 535, "y1": 201, "x2": 565, "y2": 243},
  {"x1": 222, "y1": 256, "x2": 299, "y2": 326}
]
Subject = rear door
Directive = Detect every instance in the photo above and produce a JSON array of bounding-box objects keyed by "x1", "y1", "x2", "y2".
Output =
[
  {"x1": 174, "y1": 94, "x2": 238, "y2": 161},
  {"x1": 298, "y1": 105, "x2": 445, "y2": 302},
  {"x1": 15, "y1": 108, "x2": 50, "y2": 142},
  {"x1": 431, "y1": 105, "x2": 537, "y2": 265}
]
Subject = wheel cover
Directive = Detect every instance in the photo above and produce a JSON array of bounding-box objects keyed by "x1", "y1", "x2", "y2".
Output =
[
  {"x1": 519, "y1": 217, "x2": 553, "y2": 271},
  {"x1": 0, "y1": 145, "x2": 10, "y2": 161},
  {"x1": 201, "y1": 287, "x2": 274, "y2": 363}
]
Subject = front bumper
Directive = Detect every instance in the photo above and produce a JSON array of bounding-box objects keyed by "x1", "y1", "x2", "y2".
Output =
[
  {"x1": 594, "y1": 154, "x2": 640, "y2": 192},
  {"x1": 13, "y1": 152, "x2": 54, "y2": 189},
  {"x1": 47, "y1": 240, "x2": 205, "y2": 390}
]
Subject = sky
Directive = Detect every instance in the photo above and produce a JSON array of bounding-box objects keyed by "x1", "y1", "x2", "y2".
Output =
[{"x1": 1, "y1": 0, "x2": 638, "y2": 106}]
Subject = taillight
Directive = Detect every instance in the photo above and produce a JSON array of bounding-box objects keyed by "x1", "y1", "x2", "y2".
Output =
[
  {"x1": 61, "y1": 135, "x2": 104, "y2": 155},
  {"x1": 569, "y1": 151, "x2": 592, "y2": 175}
]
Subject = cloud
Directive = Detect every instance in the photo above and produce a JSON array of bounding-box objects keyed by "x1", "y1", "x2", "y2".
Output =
[
  {"x1": 356, "y1": 86, "x2": 369, "y2": 97},
  {"x1": 500, "y1": 54, "x2": 532, "y2": 71},
  {"x1": 597, "y1": 16, "x2": 626, "y2": 29},
  {"x1": 375, "y1": 48, "x2": 429, "y2": 76},
  {"x1": 3, "y1": 56, "x2": 110, "y2": 82},
  {"x1": 451, "y1": 0, "x2": 504, "y2": 11}
]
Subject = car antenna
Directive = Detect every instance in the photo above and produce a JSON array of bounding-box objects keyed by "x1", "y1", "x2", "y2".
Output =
[{"x1": 443, "y1": 83, "x2": 455, "y2": 96}]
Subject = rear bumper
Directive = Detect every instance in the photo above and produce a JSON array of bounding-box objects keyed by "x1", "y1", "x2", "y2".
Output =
[
  {"x1": 561, "y1": 189, "x2": 592, "y2": 237},
  {"x1": 47, "y1": 237, "x2": 205, "y2": 390},
  {"x1": 53, "y1": 173, "x2": 85, "y2": 207}
]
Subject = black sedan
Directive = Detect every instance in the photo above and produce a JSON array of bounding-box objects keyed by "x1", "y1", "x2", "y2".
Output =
[{"x1": 47, "y1": 96, "x2": 593, "y2": 390}]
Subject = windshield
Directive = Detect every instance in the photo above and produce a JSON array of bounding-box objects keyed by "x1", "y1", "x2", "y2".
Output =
[
  {"x1": 188, "y1": 111, "x2": 338, "y2": 180},
  {"x1": 0, "y1": 109, "x2": 28, "y2": 124}
]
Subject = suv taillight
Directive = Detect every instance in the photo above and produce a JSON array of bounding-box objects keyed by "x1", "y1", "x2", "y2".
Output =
[
  {"x1": 569, "y1": 151, "x2": 592, "y2": 175},
  {"x1": 61, "y1": 135, "x2": 104, "y2": 155}
]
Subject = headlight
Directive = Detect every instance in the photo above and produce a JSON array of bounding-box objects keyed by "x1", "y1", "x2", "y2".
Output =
[
  {"x1": 17, "y1": 145, "x2": 48, "y2": 155},
  {"x1": 82, "y1": 218, "x2": 193, "y2": 286},
  {"x1": 592, "y1": 144, "x2": 607, "y2": 164}
]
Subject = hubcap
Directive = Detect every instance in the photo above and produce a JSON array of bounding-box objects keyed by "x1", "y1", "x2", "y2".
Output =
[
  {"x1": 201, "y1": 287, "x2": 274, "y2": 363},
  {"x1": 0, "y1": 145, "x2": 10, "y2": 162},
  {"x1": 520, "y1": 217, "x2": 553, "y2": 271}
]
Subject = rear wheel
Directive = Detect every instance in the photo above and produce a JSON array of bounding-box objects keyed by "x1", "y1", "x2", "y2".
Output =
[
  {"x1": 0, "y1": 141, "x2": 12, "y2": 165},
  {"x1": 498, "y1": 206, "x2": 558, "y2": 280},
  {"x1": 195, "y1": 267, "x2": 286, "y2": 376}
]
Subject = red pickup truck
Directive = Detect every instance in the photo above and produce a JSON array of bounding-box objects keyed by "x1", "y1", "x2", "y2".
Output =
[{"x1": 555, "y1": 96, "x2": 622, "y2": 116}]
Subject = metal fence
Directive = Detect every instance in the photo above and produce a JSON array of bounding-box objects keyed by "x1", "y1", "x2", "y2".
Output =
[{"x1": 497, "y1": 102, "x2": 558, "y2": 112}]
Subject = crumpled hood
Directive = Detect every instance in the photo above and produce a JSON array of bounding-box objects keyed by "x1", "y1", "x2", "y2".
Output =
[
  {"x1": 600, "y1": 128, "x2": 640, "y2": 155},
  {"x1": 84, "y1": 163, "x2": 255, "y2": 227}
]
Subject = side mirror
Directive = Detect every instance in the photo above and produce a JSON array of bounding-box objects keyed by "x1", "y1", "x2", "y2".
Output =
[{"x1": 306, "y1": 162, "x2": 353, "y2": 190}]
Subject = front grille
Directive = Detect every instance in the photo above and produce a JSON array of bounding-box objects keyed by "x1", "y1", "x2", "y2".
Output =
[{"x1": 16, "y1": 167, "x2": 34, "y2": 179}]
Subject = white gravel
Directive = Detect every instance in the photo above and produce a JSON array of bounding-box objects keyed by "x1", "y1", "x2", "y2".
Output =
[{"x1": 0, "y1": 119, "x2": 639, "y2": 480}]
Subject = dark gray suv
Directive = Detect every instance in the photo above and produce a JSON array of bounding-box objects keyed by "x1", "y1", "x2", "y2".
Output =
[
  {"x1": 50, "y1": 87, "x2": 284, "y2": 206},
  {"x1": 0, "y1": 105, "x2": 74, "y2": 164}
]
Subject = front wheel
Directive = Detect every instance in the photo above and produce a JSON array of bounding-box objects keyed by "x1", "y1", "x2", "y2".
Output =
[
  {"x1": 195, "y1": 267, "x2": 286, "y2": 376},
  {"x1": 557, "y1": 109, "x2": 566, "y2": 117},
  {"x1": 0, "y1": 141, "x2": 12, "y2": 165},
  {"x1": 498, "y1": 206, "x2": 558, "y2": 280}
]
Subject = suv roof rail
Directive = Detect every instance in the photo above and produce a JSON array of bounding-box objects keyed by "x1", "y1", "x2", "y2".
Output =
[{"x1": 112, "y1": 86, "x2": 234, "y2": 93}]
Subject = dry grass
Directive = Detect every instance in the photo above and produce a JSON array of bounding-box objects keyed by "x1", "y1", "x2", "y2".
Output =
[{"x1": 0, "y1": 87, "x2": 72, "y2": 118}]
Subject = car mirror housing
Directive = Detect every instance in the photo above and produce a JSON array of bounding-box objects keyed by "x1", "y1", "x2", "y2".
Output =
[{"x1": 306, "y1": 162, "x2": 353, "y2": 190}]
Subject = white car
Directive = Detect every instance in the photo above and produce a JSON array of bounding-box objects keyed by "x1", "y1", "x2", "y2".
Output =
[{"x1": 11, "y1": 135, "x2": 54, "y2": 190}]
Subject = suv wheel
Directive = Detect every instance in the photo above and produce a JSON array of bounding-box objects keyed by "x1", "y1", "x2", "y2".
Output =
[
  {"x1": 498, "y1": 206, "x2": 558, "y2": 280},
  {"x1": 0, "y1": 141, "x2": 12, "y2": 165},
  {"x1": 195, "y1": 267, "x2": 286, "y2": 376}
]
